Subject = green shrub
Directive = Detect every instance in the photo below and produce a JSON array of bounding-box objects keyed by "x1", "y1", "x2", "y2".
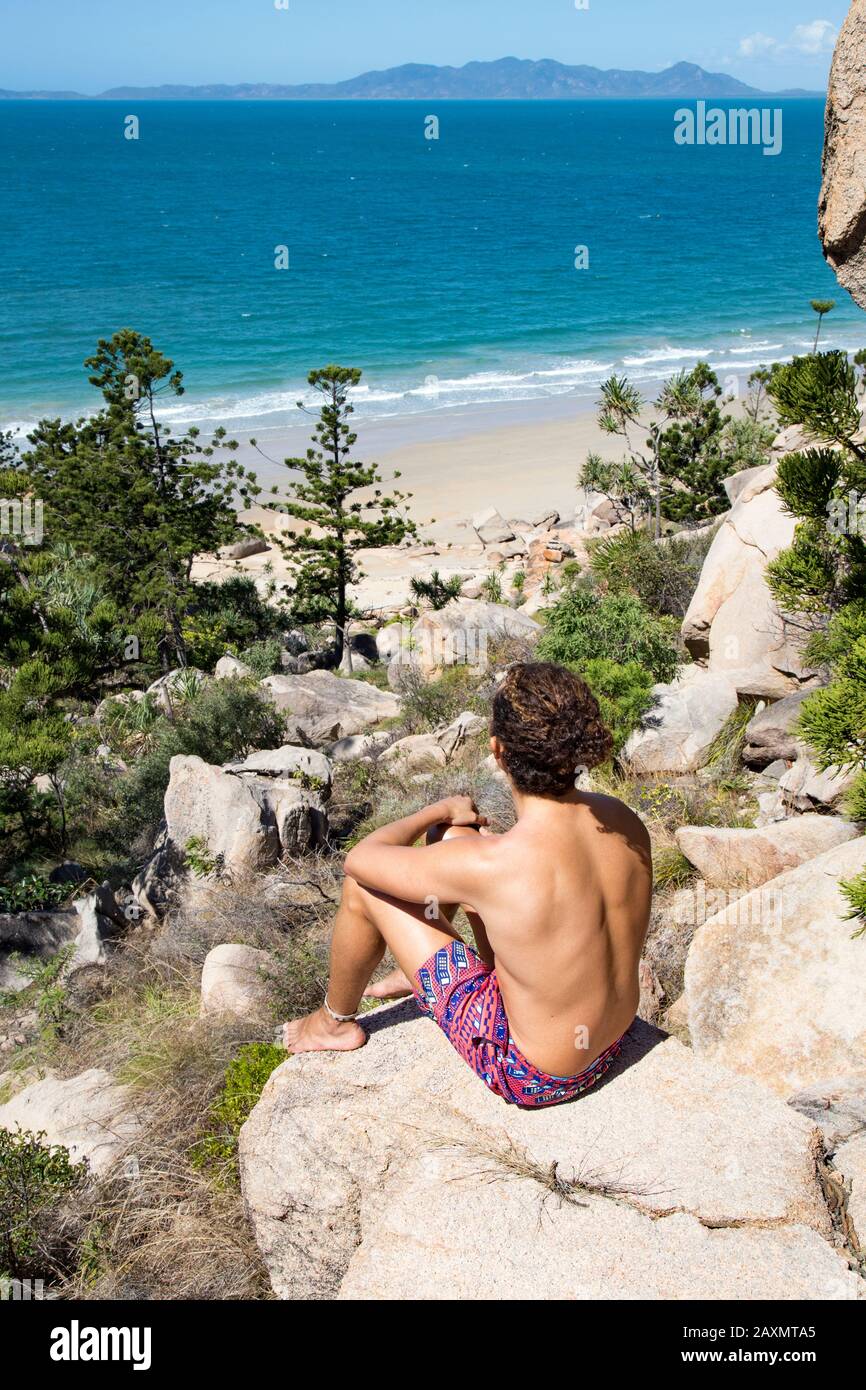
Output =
[
  {"x1": 409, "y1": 571, "x2": 463, "y2": 610},
  {"x1": 580, "y1": 658, "x2": 655, "y2": 755},
  {"x1": 537, "y1": 582, "x2": 680, "y2": 683},
  {"x1": 0, "y1": 1127, "x2": 85, "y2": 1280},
  {"x1": 840, "y1": 869, "x2": 866, "y2": 939},
  {"x1": 588, "y1": 528, "x2": 714, "y2": 619},
  {"x1": 653, "y1": 846, "x2": 695, "y2": 892},
  {"x1": 797, "y1": 637, "x2": 866, "y2": 774},
  {"x1": 236, "y1": 638, "x2": 284, "y2": 677},
  {"x1": 705, "y1": 699, "x2": 760, "y2": 779},
  {"x1": 394, "y1": 664, "x2": 484, "y2": 734},
  {"x1": 192, "y1": 1043, "x2": 286, "y2": 1182},
  {"x1": 719, "y1": 416, "x2": 776, "y2": 473},
  {"x1": 118, "y1": 678, "x2": 288, "y2": 836},
  {"x1": 0, "y1": 875, "x2": 68, "y2": 913},
  {"x1": 182, "y1": 577, "x2": 284, "y2": 672},
  {"x1": 481, "y1": 572, "x2": 504, "y2": 604}
]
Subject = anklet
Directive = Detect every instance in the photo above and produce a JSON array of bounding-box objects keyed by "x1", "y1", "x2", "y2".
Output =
[{"x1": 323, "y1": 994, "x2": 357, "y2": 1023}]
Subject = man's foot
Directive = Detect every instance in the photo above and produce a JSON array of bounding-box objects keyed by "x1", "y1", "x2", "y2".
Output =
[
  {"x1": 282, "y1": 1007, "x2": 366, "y2": 1054},
  {"x1": 363, "y1": 967, "x2": 414, "y2": 1000}
]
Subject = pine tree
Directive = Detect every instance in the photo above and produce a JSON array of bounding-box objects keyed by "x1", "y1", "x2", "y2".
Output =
[
  {"x1": 16, "y1": 330, "x2": 260, "y2": 670},
  {"x1": 590, "y1": 364, "x2": 737, "y2": 534},
  {"x1": 265, "y1": 366, "x2": 417, "y2": 663},
  {"x1": 656, "y1": 363, "x2": 731, "y2": 524},
  {"x1": 764, "y1": 351, "x2": 866, "y2": 821}
]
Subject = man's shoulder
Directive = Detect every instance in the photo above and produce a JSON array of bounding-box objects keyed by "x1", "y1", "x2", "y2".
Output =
[{"x1": 581, "y1": 792, "x2": 651, "y2": 852}]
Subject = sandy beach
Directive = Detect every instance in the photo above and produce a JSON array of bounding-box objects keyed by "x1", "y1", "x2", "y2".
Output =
[
  {"x1": 232, "y1": 394, "x2": 620, "y2": 545},
  {"x1": 190, "y1": 396, "x2": 622, "y2": 611}
]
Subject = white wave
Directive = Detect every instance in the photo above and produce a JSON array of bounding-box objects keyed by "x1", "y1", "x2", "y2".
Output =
[{"x1": 622, "y1": 346, "x2": 713, "y2": 366}]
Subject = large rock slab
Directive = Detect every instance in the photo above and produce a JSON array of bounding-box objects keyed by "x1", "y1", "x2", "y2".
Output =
[
  {"x1": 779, "y1": 749, "x2": 858, "y2": 813},
  {"x1": 623, "y1": 664, "x2": 739, "y2": 774},
  {"x1": 238, "y1": 1008, "x2": 858, "y2": 1301},
  {"x1": 676, "y1": 815, "x2": 859, "y2": 890},
  {"x1": 166, "y1": 755, "x2": 280, "y2": 872},
  {"x1": 833, "y1": 1132, "x2": 866, "y2": 1246},
  {"x1": 409, "y1": 599, "x2": 541, "y2": 677},
  {"x1": 685, "y1": 837, "x2": 866, "y2": 1097},
  {"x1": 380, "y1": 710, "x2": 487, "y2": 772},
  {"x1": 743, "y1": 691, "x2": 813, "y2": 768},
  {"x1": 224, "y1": 745, "x2": 332, "y2": 795},
  {"x1": 820, "y1": 0, "x2": 866, "y2": 310},
  {"x1": 164, "y1": 754, "x2": 327, "y2": 873},
  {"x1": 214, "y1": 654, "x2": 254, "y2": 679},
  {"x1": 0, "y1": 884, "x2": 131, "y2": 992},
  {"x1": 200, "y1": 943, "x2": 275, "y2": 1021},
  {"x1": 0, "y1": 1069, "x2": 140, "y2": 1176},
  {"x1": 789, "y1": 1072, "x2": 866, "y2": 1148},
  {"x1": 261, "y1": 670, "x2": 399, "y2": 745},
  {"x1": 681, "y1": 464, "x2": 816, "y2": 699}
]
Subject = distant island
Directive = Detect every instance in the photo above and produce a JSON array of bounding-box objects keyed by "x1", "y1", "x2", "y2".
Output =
[{"x1": 0, "y1": 58, "x2": 822, "y2": 101}]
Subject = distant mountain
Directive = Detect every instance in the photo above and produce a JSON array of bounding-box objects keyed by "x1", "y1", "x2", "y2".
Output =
[{"x1": 0, "y1": 59, "x2": 823, "y2": 102}]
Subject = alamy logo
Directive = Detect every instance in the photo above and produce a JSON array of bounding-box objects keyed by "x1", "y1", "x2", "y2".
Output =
[
  {"x1": 674, "y1": 101, "x2": 783, "y2": 157},
  {"x1": 50, "y1": 1320, "x2": 152, "y2": 1371},
  {"x1": 1, "y1": 1276, "x2": 44, "y2": 1299},
  {"x1": 0, "y1": 496, "x2": 43, "y2": 545}
]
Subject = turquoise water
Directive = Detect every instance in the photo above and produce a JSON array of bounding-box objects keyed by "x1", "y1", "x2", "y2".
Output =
[{"x1": 1, "y1": 98, "x2": 864, "y2": 432}]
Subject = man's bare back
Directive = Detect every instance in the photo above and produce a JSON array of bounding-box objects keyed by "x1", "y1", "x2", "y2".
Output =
[
  {"x1": 283, "y1": 662, "x2": 653, "y2": 1107},
  {"x1": 448, "y1": 794, "x2": 651, "y2": 1076}
]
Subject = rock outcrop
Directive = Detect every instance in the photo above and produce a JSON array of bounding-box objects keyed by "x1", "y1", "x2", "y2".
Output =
[
  {"x1": 685, "y1": 836, "x2": 866, "y2": 1097},
  {"x1": 833, "y1": 1133, "x2": 866, "y2": 1241},
  {"x1": 676, "y1": 816, "x2": 859, "y2": 890},
  {"x1": 0, "y1": 1069, "x2": 140, "y2": 1176},
  {"x1": 261, "y1": 670, "x2": 400, "y2": 745},
  {"x1": 623, "y1": 665, "x2": 739, "y2": 774},
  {"x1": 163, "y1": 753, "x2": 327, "y2": 874},
  {"x1": 146, "y1": 667, "x2": 209, "y2": 711},
  {"x1": 819, "y1": 0, "x2": 866, "y2": 310},
  {"x1": 238, "y1": 1008, "x2": 859, "y2": 1301},
  {"x1": 214, "y1": 654, "x2": 254, "y2": 679},
  {"x1": 224, "y1": 745, "x2": 332, "y2": 794},
  {"x1": 407, "y1": 599, "x2": 541, "y2": 678},
  {"x1": 743, "y1": 691, "x2": 813, "y2": 768},
  {"x1": 681, "y1": 463, "x2": 817, "y2": 699},
  {"x1": 789, "y1": 1072, "x2": 866, "y2": 1148},
  {"x1": 779, "y1": 751, "x2": 857, "y2": 814},
  {"x1": 380, "y1": 711, "x2": 487, "y2": 772},
  {"x1": 0, "y1": 884, "x2": 132, "y2": 993},
  {"x1": 200, "y1": 943, "x2": 275, "y2": 1021}
]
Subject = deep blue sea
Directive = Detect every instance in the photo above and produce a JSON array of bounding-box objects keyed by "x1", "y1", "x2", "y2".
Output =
[{"x1": 1, "y1": 98, "x2": 864, "y2": 434}]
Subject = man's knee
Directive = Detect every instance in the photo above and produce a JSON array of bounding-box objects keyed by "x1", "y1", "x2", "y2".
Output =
[
  {"x1": 341, "y1": 873, "x2": 370, "y2": 912},
  {"x1": 426, "y1": 822, "x2": 481, "y2": 847}
]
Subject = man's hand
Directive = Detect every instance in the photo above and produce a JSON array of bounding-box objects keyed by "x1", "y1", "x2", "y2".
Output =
[{"x1": 436, "y1": 795, "x2": 488, "y2": 828}]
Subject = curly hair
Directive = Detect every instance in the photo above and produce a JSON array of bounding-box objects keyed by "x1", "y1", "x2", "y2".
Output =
[{"x1": 490, "y1": 661, "x2": 613, "y2": 798}]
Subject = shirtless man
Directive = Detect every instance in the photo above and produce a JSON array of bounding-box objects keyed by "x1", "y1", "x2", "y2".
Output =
[{"x1": 283, "y1": 661, "x2": 652, "y2": 1108}]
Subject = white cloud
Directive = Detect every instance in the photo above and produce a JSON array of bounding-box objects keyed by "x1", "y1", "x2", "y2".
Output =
[
  {"x1": 738, "y1": 33, "x2": 779, "y2": 59},
  {"x1": 738, "y1": 18, "x2": 837, "y2": 62},
  {"x1": 791, "y1": 20, "x2": 837, "y2": 55}
]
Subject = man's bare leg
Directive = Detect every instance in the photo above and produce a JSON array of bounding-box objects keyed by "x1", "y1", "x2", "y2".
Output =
[
  {"x1": 362, "y1": 823, "x2": 485, "y2": 1000},
  {"x1": 283, "y1": 876, "x2": 384, "y2": 1052},
  {"x1": 363, "y1": 968, "x2": 414, "y2": 1000},
  {"x1": 283, "y1": 873, "x2": 464, "y2": 1054}
]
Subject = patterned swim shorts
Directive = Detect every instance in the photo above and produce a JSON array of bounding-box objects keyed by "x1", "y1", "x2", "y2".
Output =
[{"x1": 412, "y1": 938, "x2": 626, "y2": 1109}]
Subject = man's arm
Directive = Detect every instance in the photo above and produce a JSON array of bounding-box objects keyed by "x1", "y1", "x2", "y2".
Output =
[{"x1": 343, "y1": 796, "x2": 489, "y2": 907}]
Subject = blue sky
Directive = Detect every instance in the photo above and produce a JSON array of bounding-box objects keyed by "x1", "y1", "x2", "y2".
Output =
[{"x1": 0, "y1": 0, "x2": 850, "y2": 92}]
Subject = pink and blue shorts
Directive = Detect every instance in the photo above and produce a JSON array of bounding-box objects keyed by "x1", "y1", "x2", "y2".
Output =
[{"x1": 412, "y1": 938, "x2": 626, "y2": 1109}]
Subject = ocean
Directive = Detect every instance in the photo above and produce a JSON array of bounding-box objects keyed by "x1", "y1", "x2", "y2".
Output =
[{"x1": 1, "y1": 97, "x2": 863, "y2": 436}]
